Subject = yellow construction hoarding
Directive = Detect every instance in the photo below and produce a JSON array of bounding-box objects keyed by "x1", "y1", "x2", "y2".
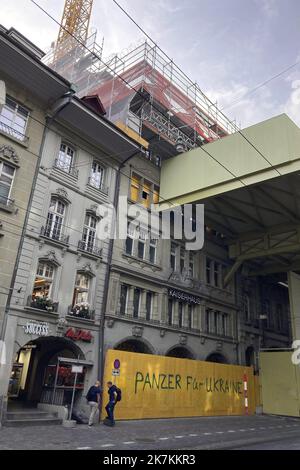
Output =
[
  {"x1": 102, "y1": 350, "x2": 256, "y2": 420},
  {"x1": 260, "y1": 351, "x2": 300, "y2": 417}
]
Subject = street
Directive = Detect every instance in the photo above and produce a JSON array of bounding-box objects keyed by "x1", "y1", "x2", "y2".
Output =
[{"x1": 1, "y1": 415, "x2": 300, "y2": 450}]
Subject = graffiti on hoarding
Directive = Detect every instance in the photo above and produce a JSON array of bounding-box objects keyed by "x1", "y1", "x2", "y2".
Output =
[{"x1": 134, "y1": 371, "x2": 243, "y2": 394}]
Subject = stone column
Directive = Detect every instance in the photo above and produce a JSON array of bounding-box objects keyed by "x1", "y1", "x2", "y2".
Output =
[
  {"x1": 173, "y1": 301, "x2": 179, "y2": 326},
  {"x1": 127, "y1": 286, "x2": 135, "y2": 317},
  {"x1": 139, "y1": 289, "x2": 147, "y2": 319},
  {"x1": 152, "y1": 293, "x2": 159, "y2": 322}
]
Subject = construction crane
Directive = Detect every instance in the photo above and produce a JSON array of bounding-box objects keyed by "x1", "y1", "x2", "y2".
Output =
[{"x1": 55, "y1": 0, "x2": 94, "y2": 60}]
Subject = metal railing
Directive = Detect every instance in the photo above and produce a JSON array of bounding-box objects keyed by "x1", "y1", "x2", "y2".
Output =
[
  {"x1": 87, "y1": 176, "x2": 109, "y2": 195},
  {"x1": 78, "y1": 240, "x2": 102, "y2": 257},
  {"x1": 0, "y1": 120, "x2": 29, "y2": 143},
  {"x1": 53, "y1": 158, "x2": 79, "y2": 178},
  {"x1": 68, "y1": 305, "x2": 95, "y2": 320},
  {"x1": 0, "y1": 195, "x2": 15, "y2": 209},
  {"x1": 40, "y1": 226, "x2": 69, "y2": 245},
  {"x1": 27, "y1": 295, "x2": 59, "y2": 312}
]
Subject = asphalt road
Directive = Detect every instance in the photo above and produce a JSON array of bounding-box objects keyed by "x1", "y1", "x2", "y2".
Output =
[{"x1": 1, "y1": 415, "x2": 300, "y2": 450}]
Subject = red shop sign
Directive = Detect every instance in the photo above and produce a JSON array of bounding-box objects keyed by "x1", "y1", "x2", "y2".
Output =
[{"x1": 65, "y1": 327, "x2": 93, "y2": 343}]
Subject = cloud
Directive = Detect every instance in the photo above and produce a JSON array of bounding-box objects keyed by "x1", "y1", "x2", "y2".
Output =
[
  {"x1": 284, "y1": 80, "x2": 300, "y2": 126},
  {"x1": 255, "y1": 0, "x2": 279, "y2": 19}
]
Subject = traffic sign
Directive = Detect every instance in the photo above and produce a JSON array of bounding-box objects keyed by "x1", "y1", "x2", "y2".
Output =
[
  {"x1": 112, "y1": 369, "x2": 120, "y2": 376},
  {"x1": 114, "y1": 359, "x2": 121, "y2": 369}
]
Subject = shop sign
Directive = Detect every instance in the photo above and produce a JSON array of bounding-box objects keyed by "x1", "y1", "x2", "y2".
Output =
[
  {"x1": 23, "y1": 321, "x2": 50, "y2": 336},
  {"x1": 112, "y1": 369, "x2": 120, "y2": 376},
  {"x1": 72, "y1": 365, "x2": 83, "y2": 374},
  {"x1": 168, "y1": 288, "x2": 201, "y2": 305},
  {"x1": 65, "y1": 328, "x2": 93, "y2": 343}
]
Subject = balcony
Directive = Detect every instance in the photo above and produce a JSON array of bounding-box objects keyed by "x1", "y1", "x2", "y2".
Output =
[
  {"x1": 0, "y1": 195, "x2": 15, "y2": 212},
  {"x1": 40, "y1": 226, "x2": 69, "y2": 245},
  {"x1": 0, "y1": 121, "x2": 29, "y2": 143},
  {"x1": 87, "y1": 177, "x2": 109, "y2": 195},
  {"x1": 78, "y1": 240, "x2": 102, "y2": 258},
  {"x1": 68, "y1": 304, "x2": 95, "y2": 321},
  {"x1": 27, "y1": 295, "x2": 59, "y2": 312},
  {"x1": 53, "y1": 158, "x2": 79, "y2": 178}
]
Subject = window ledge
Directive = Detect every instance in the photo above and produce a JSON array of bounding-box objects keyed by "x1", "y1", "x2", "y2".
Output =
[
  {"x1": 0, "y1": 201, "x2": 15, "y2": 213},
  {"x1": 122, "y1": 253, "x2": 162, "y2": 271},
  {"x1": 24, "y1": 306, "x2": 59, "y2": 317},
  {"x1": 66, "y1": 314, "x2": 95, "y2": 324},
  {"x1": 0, "y1": 128, "x2": 29, "y2": 148}
]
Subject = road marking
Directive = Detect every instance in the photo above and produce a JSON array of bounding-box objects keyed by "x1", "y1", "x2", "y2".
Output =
[
  {"x1": 227, "y1": 430, "x2": 236, "y2": 433},
  {"x1": 239, "y1": 429, "x2": 246, "y2": 432},
  {"x1": 159, "y1": 437, "x2": 169, "y2": 441},
  {"x1": 175, "y1": 436, "x2": 184, "y2": 439},
  {"x1": 216, "y1": 431, "x2": 224, "y2": 434},
  {"x1": 249, "y1": 428, "x2": 256, "y2": 431},
  {"x1": 101, "y1": 444, "x2": 115, "y2": 448},
  {"x1": 77, "y1": 447, "x2": 91, "y2": 450},
  {"x1": 189, "y1": 434, "x2": 198, "y2": 437},
  {"x1": 204, "y1": 432, "x2": 212, "y2": 435},
  {"x1": 123, "y1": 442, "x2": 135, "y2": 445}
]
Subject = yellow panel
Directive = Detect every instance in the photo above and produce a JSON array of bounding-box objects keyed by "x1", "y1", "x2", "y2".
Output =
[
  {"x1": 130, "y1": 174, "x2": 140, "y2": 202},
  {"x1": 102, "y1": 350, "x2": 255, "y2": 420},
  {"x1": 115, "y1": 121, "x2": 149, "y2": 149},
  {"x1": 260, "y1": 351, "x2": 300, "y2": 417}
]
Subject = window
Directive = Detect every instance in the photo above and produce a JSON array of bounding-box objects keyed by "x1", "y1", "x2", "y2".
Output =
[
  {"x1": 0, "y1": 96, "x2": 29, "y2": 140},
  {"x1": 57, "y1": 143, "x2": 75, "y2": 173},
  {"x1": 221, "y1": 314, "x2": 227, "y2": 336},
  {"x1": 214, "y1": 263, "x2": 220, "y2": 287},
  {"x1": 205, "y1": 309, "x2": 211, "y2": 333},
  {"x1": 131, "y1": 173, "x2": 141, "y2": 202},
  {"x1": 137, "y1": 230, "x2": 146, "y2": 259},
  {"x1": 189, "y1": 252, "x2": 195, "y2": 278},
  {"x1": 90, "y1": 161, "x2": 105, "y2": 190},
  {"x1": 170, "y1": 242, "x2": 177, "y2": 270},
  {"x1": 82, "y1": 214, "x2": 97, "y2": 252},
  {"x1": 149, "y1": 238, "x2": 157, "y2": 264},
  {"x1": 0, "y1": 162, "x2": 15, "y2": 205},
  {"x1": 178, "y1": 302, "x2": 183, "y2": 328},
  {"x1": 206, "y1": 258, "x2": 211, "y2": 284},
  {"x1": 133, "y1": 288, "x2": 141, "y2": 318},
  {"x1": 188, "y1": 305, "x2": 193, "y2": 329},
  {"x1": 120, "y1": 285, "x2": 128, "y2": 315},
  {"x1": 168, "y1": 299, "x2": 173, "y2": 325},
  {"x1": 125, "y1": 222, "x2": 135, "y2": 255},
  {"x1": 45, "y1": 198, "x2": 66, "y2": 240},
  {"x1": 130, "y1": 172, "x2": 159, "y2": 207},
  {"x1": 32, "y1": 262, "x2": 54, "y2": 299},
  {"x1": 180, "y1": 248, "x2": 185, "y2": 273},
  {"x1": 73, "y1": 273, "x2": 90, "y2": 306},
  {"x1": 146, "y1": 292, "x2": 153, "y2": 321}
]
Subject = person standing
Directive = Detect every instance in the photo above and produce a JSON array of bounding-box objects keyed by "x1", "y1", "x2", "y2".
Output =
[
  {"x1": 86, "y1": 380, "x2": 101, "y2": 427},
  {"x1": 104, "y1": 381, "x2": 121, "y2": 427}
]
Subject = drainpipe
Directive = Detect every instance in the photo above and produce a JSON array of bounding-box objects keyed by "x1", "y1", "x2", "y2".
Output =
[
  {"x1": 0, "y1": 89, "x2": 75, "y2": 425},
  {"x1": 98, "y1": 148, "x2": 142, "y2": 384}
]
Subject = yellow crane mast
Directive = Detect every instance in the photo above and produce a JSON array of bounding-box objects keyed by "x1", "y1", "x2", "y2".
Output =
[{"x1": 55, "y1": 0, "x2": 94, "y2": 60}]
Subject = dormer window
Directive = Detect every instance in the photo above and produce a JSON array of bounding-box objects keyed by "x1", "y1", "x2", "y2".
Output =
[{"x1": 0, "y1": 96, "x2": 29, "y2": 141}]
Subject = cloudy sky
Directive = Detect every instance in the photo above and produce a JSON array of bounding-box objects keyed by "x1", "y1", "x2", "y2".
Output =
[{"x1": 1, "y1": 0, "x2": 300, "y2": 128}]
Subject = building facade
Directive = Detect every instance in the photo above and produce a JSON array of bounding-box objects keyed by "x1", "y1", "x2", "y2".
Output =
[{"x1": 0, "y1": 26, "x2": 140, "y2": 421}]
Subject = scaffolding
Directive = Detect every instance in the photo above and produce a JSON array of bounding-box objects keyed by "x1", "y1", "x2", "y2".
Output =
[{"x1": 44, "y1": 33, "x2": 239, "y2": 150}]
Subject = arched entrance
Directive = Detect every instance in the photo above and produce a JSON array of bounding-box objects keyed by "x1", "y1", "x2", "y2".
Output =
[
  {"x1": 114, "y1": 338, "x2": 153, "y2": 355},
  {"x1": 206, "y1": 352, "x2": 228, "y2": 364},
  {"x1": 8, "y1": 336, "x2": 85, "y2": 407},
  {"x1": 166, "y1": 346, "x2": 194, "y2": 359}
]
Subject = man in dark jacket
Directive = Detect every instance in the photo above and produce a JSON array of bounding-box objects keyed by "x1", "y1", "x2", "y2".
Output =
[
  {"x1": 104, "y1": 381, "x2": 118, "y2": 426},
  {"x1": 86, "y1": 380, "x2": 101, "y2": 426}
]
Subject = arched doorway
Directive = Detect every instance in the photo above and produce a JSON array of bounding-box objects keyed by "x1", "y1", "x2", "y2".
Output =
[
  {"x1": 206, "y1": 352, "x2": 228, "y2": 364},
  {"x1": 114, "y1": 338, "x2": 153, "y2": 355},
  {"x1": 166, "y1": 346, "x2": 194, "y2": 359},
  {"x1": 245, "y1": 346, "x2": 255, "y2": 367},
  {"x1": 8, "y1": 337, "x2": 85, "y2": 407}
]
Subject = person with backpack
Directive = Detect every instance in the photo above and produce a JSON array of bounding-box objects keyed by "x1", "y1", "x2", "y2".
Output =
[
  {"x1": 103, "y1": 381, "x2": 121, "y2": 427},
  {"x1": 86, "y1": 380, "x2": 101, "y2": 427}
]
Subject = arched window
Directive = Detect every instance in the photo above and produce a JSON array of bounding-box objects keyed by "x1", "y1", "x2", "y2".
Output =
[{"x1": 45, "y1": 197, "x2": 66, "y2": 241}]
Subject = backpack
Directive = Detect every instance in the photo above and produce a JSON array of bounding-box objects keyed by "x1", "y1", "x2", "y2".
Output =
[
  {"x1": 115, "y1": 387, "x2": 122, "y2": 402},
  {"x1": 86, "y1": 386, "x2": 94, "y2": 402}
]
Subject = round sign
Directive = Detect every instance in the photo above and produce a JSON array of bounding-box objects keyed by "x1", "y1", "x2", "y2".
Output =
[{"x1": 114, "y1": 359, "x2": 120, "y2": 369}]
